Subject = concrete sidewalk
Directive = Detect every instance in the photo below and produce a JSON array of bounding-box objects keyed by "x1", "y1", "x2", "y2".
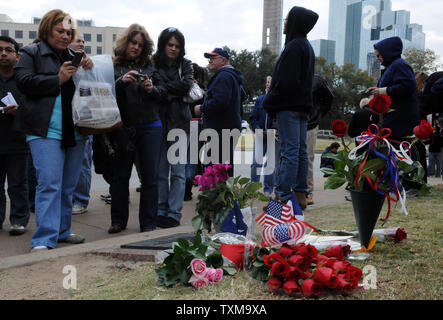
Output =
[{"x1": 1, "y1": 170, "x2": 441, "y2": 271}]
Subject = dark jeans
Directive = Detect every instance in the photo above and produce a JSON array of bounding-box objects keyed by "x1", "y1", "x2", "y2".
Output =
[
  {"x1": 110, "y1": 126, "x2": 162, "y2": 230},
  {"x1": 0, "y1": 153, "x2": 30, "y2": 227}
]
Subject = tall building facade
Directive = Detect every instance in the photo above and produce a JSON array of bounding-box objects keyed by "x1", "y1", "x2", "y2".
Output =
[
  {"x1": 0, "y1": 14, "x2": 125, "y2": 56},
  {"x1": 328, "y1": 0, "x2": 425, "y2": 72},
  {"x1": 310, "y1": 39, "x2": 336, "y2": 65},
  {"x1": 262, "y1": 0, "x2": 283, "y2": 56}
]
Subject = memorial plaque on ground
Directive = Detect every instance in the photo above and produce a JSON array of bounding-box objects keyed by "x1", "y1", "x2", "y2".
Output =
[{"x1": 120, "y1": 233, "x2": 195, "y2": 250}]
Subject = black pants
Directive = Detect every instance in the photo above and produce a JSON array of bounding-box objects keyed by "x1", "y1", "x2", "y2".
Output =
[{"x1": 0, "y1": 153, "x2": 30, "y2": 227}]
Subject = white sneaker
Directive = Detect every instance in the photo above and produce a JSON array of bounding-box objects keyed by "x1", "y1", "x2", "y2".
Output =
[
  {"x1": 30, "y1": 246, "x2": 48, "y2": 253},
  {"x1": 72, "y1": 204, "x2": 87, "y2": 215}
]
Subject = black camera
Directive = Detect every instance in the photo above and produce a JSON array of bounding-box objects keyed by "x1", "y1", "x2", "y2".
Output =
[
  {"x1": 134, "y1": 73, "x2": 148, "y2": 82},
  {"x1": 70, "y1": 50, "x2": 83, "y2": 67}
]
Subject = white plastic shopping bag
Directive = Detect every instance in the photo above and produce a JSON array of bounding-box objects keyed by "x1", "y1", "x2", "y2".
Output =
[{"x1": 72, "y1": 55, "x2": 121, "y2": 129}]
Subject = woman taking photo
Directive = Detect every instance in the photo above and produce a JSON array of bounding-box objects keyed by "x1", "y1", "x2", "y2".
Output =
[
  {"x1": 154, "y1": 27, "x2": 194, "y2": 229},
  {"x1": 109, "y1": 23, "x2": 166, "y2": 234},
  {"x1": 14, "y1": 9, "x2": 93, "y2": 252}
]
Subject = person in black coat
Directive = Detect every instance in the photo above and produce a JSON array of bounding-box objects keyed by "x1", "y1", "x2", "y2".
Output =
[
  {"x1": 0, "y1": 36, "x2": 29, "y2": 235},
  {"x1": 153, "y1": 27, "x2": 194, "y2": 228},
  {"x1": 108, "y1": 23, "x2": 167, "y2": 234},
  {"x1": 263, "y1": 6, "x2": 319, "y2": 208}
]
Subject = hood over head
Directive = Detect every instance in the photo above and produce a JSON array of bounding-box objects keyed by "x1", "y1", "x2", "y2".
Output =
[
  {"x1": 285, "y1": 6, "x2": 319, "y2": 44},
  {"x1": 374, "y1": 36, "x2": 403, "y2": 67}
]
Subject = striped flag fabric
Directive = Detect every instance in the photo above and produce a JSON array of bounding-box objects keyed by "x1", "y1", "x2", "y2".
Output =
[
  {"x1": 256, "y1": 199, "x2": 295, "y2": 227},
  {"x1": 262, "y1": 222, "x2": 306, "y2": 246}
]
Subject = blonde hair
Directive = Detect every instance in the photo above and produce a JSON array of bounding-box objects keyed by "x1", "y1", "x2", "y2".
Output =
[
  {"x1": 37, "y1": 9, "x2": 76, "y2": 44},
  {"x1": 113, "y1": 23, "x2": 154, "y2": 67}
]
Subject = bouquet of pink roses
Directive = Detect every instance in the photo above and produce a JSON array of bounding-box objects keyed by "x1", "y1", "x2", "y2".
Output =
[{"x1": 189, "y1": 259, "x2": 224, "y2": 289}]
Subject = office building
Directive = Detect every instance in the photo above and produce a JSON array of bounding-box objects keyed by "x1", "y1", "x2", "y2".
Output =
[
  {"x1": 262, "y1": 0, "x2": 283, "y2": 56},
  {"x1": 310, "y1": 39, "x2": 336, "y2": 65},
  {"x1": 328, "y1": 0, "x2": 425, "y2": 72},
  {"x1": 0, "y1": 14, "x2": 125, "y2": 55}
]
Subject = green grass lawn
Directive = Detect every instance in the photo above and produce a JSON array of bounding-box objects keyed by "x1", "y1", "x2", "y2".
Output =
[{"x1": 70, "y1": 185, "x2": 443, "y2": 300}]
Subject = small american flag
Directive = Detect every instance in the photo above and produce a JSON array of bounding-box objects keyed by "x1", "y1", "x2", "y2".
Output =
[
  {"x1": 262, "y1": 222, "x2": 306, "y2": 246},
  {"x1": 256, "y1": 200, "x2": 294, "y2": 227}
]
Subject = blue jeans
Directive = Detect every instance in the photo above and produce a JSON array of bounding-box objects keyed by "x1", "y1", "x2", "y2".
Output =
[
  {"x1": 111, "y1": 126, "x2": 162, "y2": 230},
  {"x1": 428, "y1": 152, "x2": 442, "y2": 177},
  {"x1": 275, "y1": 111, "x2": 308, "y2": 201},
  {"x1": 29, "y1": 138, "x2": 85, "y2": 248},
  {"x1": 158, "y1": 134, "x2": 189, "y2": 223},
  {"x1": 0, "y1": 153, "x2": 30, "y2": 227},
  {"x1": 250, "y1": 131, "x2": 280, "y2": 194},
  {"x1": 73, "y1": 136, "x2": 92, "y2": 207}
]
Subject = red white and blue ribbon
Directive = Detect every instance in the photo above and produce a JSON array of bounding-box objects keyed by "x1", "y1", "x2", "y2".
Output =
[{"x1": 349, "y1": 124, "x2": 412, "y2": 225}]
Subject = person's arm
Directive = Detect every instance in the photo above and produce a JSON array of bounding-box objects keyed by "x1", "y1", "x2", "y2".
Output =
[
  {"x1": 14, "y1": 48, "x2": 61, "y2": 97},
  {"x1": 166, "y1": 60, "x2": 194, "y2": 97}
]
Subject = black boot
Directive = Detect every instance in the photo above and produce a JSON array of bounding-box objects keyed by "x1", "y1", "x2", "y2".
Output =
[{"x1": 184, "y1": 179, "x2": 193, "y2": 201}]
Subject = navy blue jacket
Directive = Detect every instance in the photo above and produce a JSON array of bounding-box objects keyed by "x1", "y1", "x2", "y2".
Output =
[
  {"x1": 200, "y1": 66, "x2": 244, "y2": 130},
  {"x1": 375, "y1": 37, "x2": 420, "y2": 138},
  {"x1": 250, "y1": 94, "x2": 272, "y2": 132},
  {"x1": 263, "y1": 6, "x2": 318, "y2": 115}
]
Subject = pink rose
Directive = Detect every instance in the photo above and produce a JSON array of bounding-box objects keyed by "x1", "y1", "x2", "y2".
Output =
[
  {"x1": 204, "y1": 268, "x2": 223, "y2": 283},
  {"x1": 190, "y1": 259, "x2": 207, "y2": 276},
  {"x1": 189, "y1": 275, "x2": 209, "y2": 289}
]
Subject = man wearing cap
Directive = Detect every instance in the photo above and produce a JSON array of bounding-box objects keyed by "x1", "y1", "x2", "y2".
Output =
[{"x1": 194, "y1": 47, "x2": 246, "y2": 177}]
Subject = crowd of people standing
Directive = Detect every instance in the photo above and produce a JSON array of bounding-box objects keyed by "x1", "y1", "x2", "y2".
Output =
[{"x1": 1, "y1": 6, "x2": 441, "y2": 253}]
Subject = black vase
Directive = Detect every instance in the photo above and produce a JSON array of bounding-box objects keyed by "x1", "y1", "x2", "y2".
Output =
[{"x1": 350, "y1": 189, "x2": 386, "y2": 248}]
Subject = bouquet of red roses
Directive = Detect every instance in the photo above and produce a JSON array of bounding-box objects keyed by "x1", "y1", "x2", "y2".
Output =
[{"x1": 250, "y1": 243, "x2": 362, "y2": 297}]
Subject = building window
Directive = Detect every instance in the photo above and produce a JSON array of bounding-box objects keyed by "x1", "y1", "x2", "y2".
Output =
[
  {"x1": 97, "y1": 46, "x2": 102, "y2": 55},
  {"x1": 85, "y1": 46, "x2": 91, "y2": 54},
  {"x1": 15, "y1": 30, "x2": 23, "y2": 39},
  {"x1": 29, "y1": 31, "x2": 37, "y2": 39},
  {"x1": 84, "y1": 33, "x2": 91, "y2": 42},
  {"x1": 1, "y1": 30, "x2": 9, "y2": 36},
  {"x1": 97, "y1": 34, "x2": 102, "y2": 42}
]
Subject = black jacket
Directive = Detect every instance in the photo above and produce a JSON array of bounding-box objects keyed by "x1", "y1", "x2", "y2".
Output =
[
  {"x1": 0, "y1": 75, "x2": 28, "y2": 154},
  {"x1": 263, "y1": 6, "x2": 318, "y2": 115},
  {"x1": 114, "y1": 62, "x2": 167, "y2": 126},
  {"x1": 308, "y1": 74, "x2": 333, "y2": 130},
  {"x1": 156, "y1": 58, "x2": 194, "y2": 134},
  {"x1": 14, "y1": 41, "x2": 77, "y2": 142}
]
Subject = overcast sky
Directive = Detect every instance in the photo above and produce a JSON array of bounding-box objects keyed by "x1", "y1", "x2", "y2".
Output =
[{"x1": 1, "y1": 0, "x2": 442, "y2": 67}]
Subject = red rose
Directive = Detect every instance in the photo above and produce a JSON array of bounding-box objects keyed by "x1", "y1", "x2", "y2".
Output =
[
  {"x1": 295, "y1": 244, "x2": 318, "y2": 259},
  {"x1": 285, "y1": 266, "x2": 304, "y2": 280},
  {"x1": 271, "y1": 261, "x2": 289, "y2": 277},
  {"x1": 301, "y1": 279, "x2": 325, "y2": 297},
  {"x1": 332, "y1": 120, "x2": 348, "y2": 137},
  {"x1": 288, "y1": 255, "x2": 304, "y2": 267},
  {"x1": 279, "y1": 246, "x2": 294, "y2": 258},
  {"x1": 369, "y1": 94, "x2": 392, "y2": 114},
  {"x1": 332, "y1": 260, "x2": 351, "y2": 274},
  {"x1": 312, "y1": 254, "x2": 329, "y2": 265},
  {"x1": 344, "y1": 266, "x2": 363, "y2": 287},
  {"x1": 263, "y1": 252, "x2": 286, "y2": 267},
  {"x1": 413, "y1": 120, "x2": 435, "y2": 140},
  {"x1": 282, "y1": 279, "x2": 301, "y2": 296},
  {"x1": 267, "y1": 276, "x2": 282, "y2": 293},
  {"x1": 324, "y1": 245, "x2": 345, "y2": 260},
  {"x1": 395, "y1": 228, "x2": 407, "y2": 242},
  {"x1": 314, "y1": 267, "x2": 339, "y2": 289},
  {"x1": 337, "y1": 275, "x2": 354, "y2": 295}
]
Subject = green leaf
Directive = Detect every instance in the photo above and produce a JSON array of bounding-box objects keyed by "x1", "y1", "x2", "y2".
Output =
[
  {"x1": 206, "y1": 251, "x2": 224, "y2": 268},
  {"x1": 192, "y1": 215, "x2": 202, "y2": 231},
  {"x1": 176, "y1": 238, "x2": 190, "y2": 249},
  {"x1": 320, "y1": 167, "x2": 337, "y2": 176},
  {"x1": 324, "y1": 176, "x2": 347, "y2": 190},
  {"x1": 180, "y1": 269, "x2": 191, "y2": 284},
  {"x1": 238, "y1": 177, "x2": 250, "y2": 185},
  {"x1": 253, "y1": 261, "x2": 264, "y2": 268},
  {"x1": 223, "y1": 267, "x2": 237, "y2": 275}
]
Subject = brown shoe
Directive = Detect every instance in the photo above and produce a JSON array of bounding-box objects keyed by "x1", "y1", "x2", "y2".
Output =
[
  {"x1": 294, "y1": 192, "x2": 307, "y2": 210},
  {"x1": 306, "y1": 196, "x2": 314, "y2": 205}
]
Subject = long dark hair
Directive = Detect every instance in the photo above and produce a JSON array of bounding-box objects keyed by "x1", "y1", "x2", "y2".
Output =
[{"x1": 153, "y1": 27, "x2": 186, "y2": 67}]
